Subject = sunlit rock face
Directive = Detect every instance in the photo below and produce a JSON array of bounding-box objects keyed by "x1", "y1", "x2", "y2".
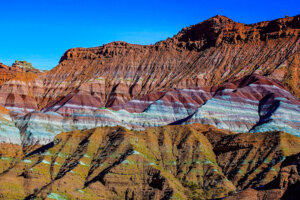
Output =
[
  {"x1": 15, "y1": 111, "x2": 69, "y2": 145},
  {"x1": 0, "y1": 125, "x2": 238, "y2": 199},
  {"x1": 18, "y1": 88, "x2": 212, "y2": 144},
  {"x1": 186, "y1": 75, "x2": 300, "y2": 135},
  {"x1": 250, "y1": 95, "x2": 300, "y2": 136},
  {"x1": 0, "y1": 15, "x2": 299, "y2": 200},
  {"x1": 1, "y1": 75, "x2": 299, "y2": 146},
  {"x1": 0, "y1": 15, "x2": 299, "y2": 145},
  {"x1": 1, "y1": 125, "x2": 300, "y2": 199},
  {"x1": 0, "y1": 110, "x2": 21, "y2": 145},
  {"x1": 1, "y1": 15, "x2": 299, "y2": 114},
  {"x1": 12, "y1": 74, "x2": 299, "y2": 145}
]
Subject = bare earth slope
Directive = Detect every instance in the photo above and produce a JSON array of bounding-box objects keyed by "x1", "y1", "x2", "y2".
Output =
[{"x1": 1, "y1": 125, "x2": 300, "y2": 200}]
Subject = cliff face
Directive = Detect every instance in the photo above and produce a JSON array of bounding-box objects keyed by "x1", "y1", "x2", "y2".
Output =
[
  {"x1": 175, "y1": 15, "x2": 300, "y2": 48},
  {"x1": 0, "y1": 15, "x2": 298, "y2": 145},
  {"x1": 0, "y1": 15, "x2": 298, "y2": 113},
  {"x1": 40, "y1": 15, "x2": 299, "y2": 109},
  {"x1": 0, "y1": 62, "x2": 40, "y2": 85}
]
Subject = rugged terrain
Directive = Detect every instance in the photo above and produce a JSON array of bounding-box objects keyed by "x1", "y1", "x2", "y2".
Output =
[
  {"x1": 1, "y1": 125, "x2": 300, "y2": 199},
  {"x1": 0, "y1": 14, "x2": 299, "y2": 199}
]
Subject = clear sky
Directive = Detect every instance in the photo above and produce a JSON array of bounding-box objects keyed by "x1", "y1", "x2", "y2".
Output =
[{"x1": 0, "y1": 0, "x2": 299, "y2": 70}]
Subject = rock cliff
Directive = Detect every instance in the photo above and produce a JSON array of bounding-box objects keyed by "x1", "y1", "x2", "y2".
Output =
[{"x1": 0, "y1": 15, "x2": 298, "y2": 145}]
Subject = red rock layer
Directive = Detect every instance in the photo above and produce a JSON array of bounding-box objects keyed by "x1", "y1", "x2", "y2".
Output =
[
  {"x1": 0, "y1": 62, "x2": 43, "y2": 113},
  {"x1": 0, "y1": 15, "x2": 299, "y2": 115},
  {"x1": 36, "y1": 15, "x2": 299, "y2": 110}
]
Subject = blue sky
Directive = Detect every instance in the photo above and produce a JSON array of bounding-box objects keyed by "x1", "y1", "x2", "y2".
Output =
[{"x1": 0, "y1": 0, "x2": 299, "y2": 70}]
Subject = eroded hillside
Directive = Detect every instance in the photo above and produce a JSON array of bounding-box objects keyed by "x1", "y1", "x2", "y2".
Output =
[{"x1": 1, "y1": 125, "x2": 300, "y2": 199}]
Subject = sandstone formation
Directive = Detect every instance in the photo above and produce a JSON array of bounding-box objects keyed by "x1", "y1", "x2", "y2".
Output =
[
  {"x1": 0, "y1": 15, "x2": 297, "y2": 144},
  {"x1": 10, "y1": 74, "x2": 299, "y2": 145},
  {"x1": 39, "y1": 14, "x2": 299, "y2": 110},
  {"x1": 0, "y1": 15, "x2": 298, "y2": 113}
]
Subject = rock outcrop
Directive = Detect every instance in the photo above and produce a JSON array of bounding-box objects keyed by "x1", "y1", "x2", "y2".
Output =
[
  {"x1": 39, "y1": 14, "x2": 299, "y2": 110},
  {"x1": 10, "y1": 74, "x2": 298, "y2": 145},
  {"x1": 0, "y1": 15, "x2": 297, "y2": 145},
  {"x1": 0, "y1": 15, "x2": 298, "y2": 147},
  {"x1": 1, "y1": 15, "x2": 298, "y2": 114}
]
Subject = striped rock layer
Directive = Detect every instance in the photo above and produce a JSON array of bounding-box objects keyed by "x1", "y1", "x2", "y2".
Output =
[
  {"x1": 9, "y1": 74, "x2": 300, "y2": 145},
  {"x1": 0, "y1": 15, "x2": 299, "y2": 144}
]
